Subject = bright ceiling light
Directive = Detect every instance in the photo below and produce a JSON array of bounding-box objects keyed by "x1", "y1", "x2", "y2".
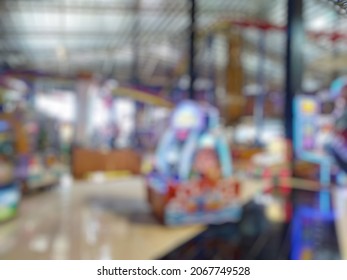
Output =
[
  {"x1": 140, "y1": 0, "x2": 165, "y2": 8},
  {"x1": 56, "y1": 45, "x2": 67, "y2": 61},
  {"x1": 309, "y1": 17, "x2": 329, "y2": 30}
]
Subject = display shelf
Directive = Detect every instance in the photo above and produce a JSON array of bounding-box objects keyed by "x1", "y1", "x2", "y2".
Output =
[{"x1": 17, "y1": 154, "x2": 62, "y2": 194}]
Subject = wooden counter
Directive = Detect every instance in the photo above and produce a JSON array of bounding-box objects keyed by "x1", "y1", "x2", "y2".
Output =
[{"x1": 72, "y1": 148, "x2": 141, "y2": 179}]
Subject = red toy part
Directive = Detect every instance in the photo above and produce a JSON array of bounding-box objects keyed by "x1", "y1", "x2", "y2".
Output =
[
  {"x1": 185, "y1": 187, "x2": 195, "y2": 197},
  {"x1": 284, "y1": 200, "x2": 293, "y2": 222},
  {"x1": 280, "y1": 168, "x2": 291, "y2": 177},
  {"x1": 234, "y1": 181, "x2": 240, "y2": 196},
  {"x1": 167, "y1": 184, "x2": 177, "y2": 200},
  {"x1": 264, "y1": 186, "x2": 274, "y2": 194},
  {"x1": 263, "y1": 168, "x2": 272, "y2": 178},
  {"x1": 278, "y1": 168, "x2": 291, "y2": 195},
  {"x1": 198, "y1": 176, "x2": 213, "y2": 191}
]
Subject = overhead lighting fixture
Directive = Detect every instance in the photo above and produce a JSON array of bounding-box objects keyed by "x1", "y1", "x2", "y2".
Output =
[
  {"x1": 140, "y1": 0, "x2": 165, "y2": 8},
  {"x1": 310, "y1": 17, "x2": 329, "y2": 30}
]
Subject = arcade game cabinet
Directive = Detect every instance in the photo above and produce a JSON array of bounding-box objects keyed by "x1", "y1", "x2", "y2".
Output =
[
  {"x1": 294, "y1": 77, "x2": 347, "y2": 186},
  {"x1": 16, "y1": 116, "x2": 62, "y2": 194},
  {"x1": 291, "y1": 205, "x2": 339, "y2": 260},
  {"x1": 147, "y1": 100, "x2": 241, "y2": 226},
  {"x1": 294, "y1": 95, "x2": 333, "y2": 185},
  {"x1": 0, "y1": 120, "x2": 20, "y2": 222}
]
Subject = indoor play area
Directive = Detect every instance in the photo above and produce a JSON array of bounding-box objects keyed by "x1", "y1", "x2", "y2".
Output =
[{"x1": 0, "y1": 0, "x2": 347, "y2": 261}]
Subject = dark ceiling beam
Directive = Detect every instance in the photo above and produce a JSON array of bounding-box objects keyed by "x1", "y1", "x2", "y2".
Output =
[
  {"x1": 285, "y1": 0, "x2": 304, "y2": 144},
  {"x1": 188, "y1": 0, "x2": 197, "y2": 99}
]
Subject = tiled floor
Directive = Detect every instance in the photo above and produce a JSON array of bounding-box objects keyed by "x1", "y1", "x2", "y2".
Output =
[
  {"x1": 1, "y1": 175, "x2": 345, "y2": 260},
  {"x1": 0, "y1": 176, "x2": 204, "y2": 260},
  {"x1": 333, "y1": 187, "x2": 347, "y2": 260}
]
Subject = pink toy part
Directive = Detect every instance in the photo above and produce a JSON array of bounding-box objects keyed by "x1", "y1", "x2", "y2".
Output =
[
  {"x1": 185, "y1": 188, "x2": 192, "y2": 197},
  {"x1": 176, "y1": 129, "x2": 189, "y2": 141},
  {"x1": 263, "y1": 168, "x2": 272, "y2": 178},
  {"x1": 280, "y1": 169, "x2": 290, "y2": 177}
]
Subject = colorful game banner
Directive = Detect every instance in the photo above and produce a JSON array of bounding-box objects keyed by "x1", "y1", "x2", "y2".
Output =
[{"x1": 0, "y1": 183, "x2": 20, "y2": 222}]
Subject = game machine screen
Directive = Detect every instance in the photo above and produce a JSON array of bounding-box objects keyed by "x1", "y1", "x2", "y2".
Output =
[
  {"x1": 295, "y1": 97, "x2": 319, "y2": 152},
  {"x1": 147, "y1": 100, "x2": 241, "y2": 226},
  {"x1": 294, "y1": 96, "x2": 334, "y2": 185},
  {"x1": 0, "y1": 183, "x2": 20, "y2": 222}
]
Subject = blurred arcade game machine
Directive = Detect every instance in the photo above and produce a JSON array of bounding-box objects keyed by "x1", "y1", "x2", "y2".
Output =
[
  {"x1": 13, "y1": 91, "x2": 65, "y2": 194},
  {"x1": 293, "y1": 78, "x2": 347, "y2": 186},
  {"x1": 21, "y1": 122, "x2": 62, "y2": 193},
  {"x1": 294, "y1": 96, "x2": 329, "y2": 184},
  {"x1": 147, "y1": 100, "x2": 241, "y2": 226},
  {"x1": 0, "y1": 78, "x2": 62, "y2": 194},
  {"x1": 0, "y1": 120, "x2": 21, "y2": 223},
  {"x1": 33, "y1": 89, "x2": 75, "y2": 163},
  {"x1": 291, "y1": 83, "x2": 345, "y2": 259},
  {"x1": 291, "y1": 205, "x2": 339, "y2": 260}
]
